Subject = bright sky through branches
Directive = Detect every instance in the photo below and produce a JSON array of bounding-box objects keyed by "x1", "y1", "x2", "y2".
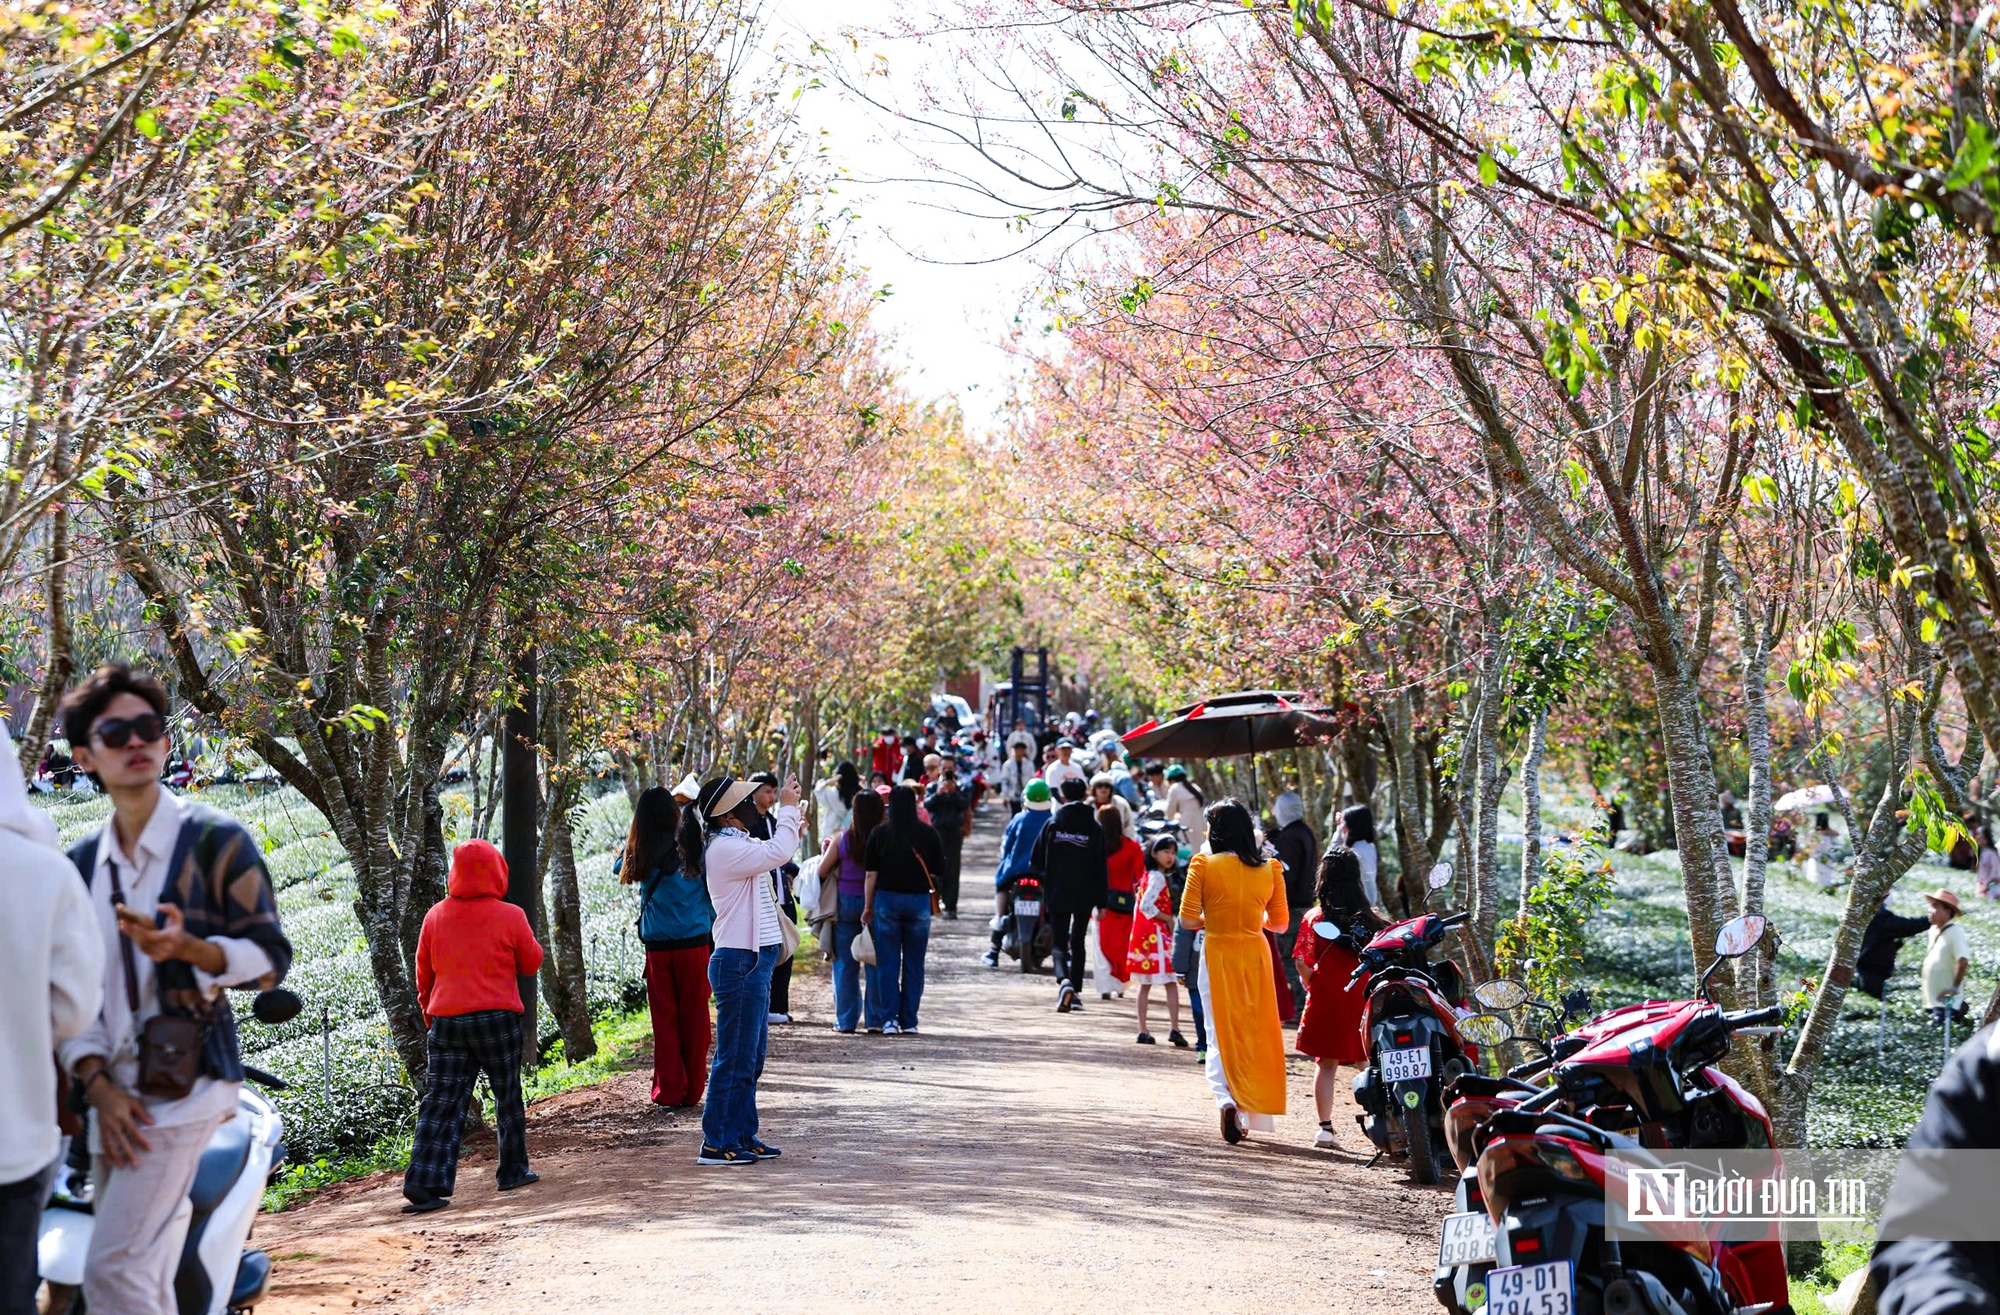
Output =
[{"x1": 762, "y1": 0, "x2": 1041, "y2": 432}]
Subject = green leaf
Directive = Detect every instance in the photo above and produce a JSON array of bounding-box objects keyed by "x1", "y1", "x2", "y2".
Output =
[
  {"x1": 1563, "y1": 459, "x2": 1589, "y2": 497},
  {"x1": 134, "y1": 109, "x2": 160, "y2": 140},
  {"x1": 1478, "y1": 151, "x2": 1498, "y2": 186}
]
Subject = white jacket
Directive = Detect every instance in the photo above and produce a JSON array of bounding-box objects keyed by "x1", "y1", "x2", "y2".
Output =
[
  {"x1": 704, "y1": 805, "x2": 803, "y2": 951},
  {"x1": 0, "y1": 726, "x2": 105, "y2": 1182}
]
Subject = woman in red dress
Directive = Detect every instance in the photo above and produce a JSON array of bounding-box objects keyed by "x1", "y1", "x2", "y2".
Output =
[
  {"x1": 1294, "y1": 846, "x2": 1389, "y2": 1148},
  {"x1": 1096, "y1": 805, "x2": 1143, "y2": 998}
]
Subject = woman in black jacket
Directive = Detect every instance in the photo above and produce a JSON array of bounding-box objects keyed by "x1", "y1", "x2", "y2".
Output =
[{"x1": 1029, "y1": 777, "x2": 1108, "y2": 1013}]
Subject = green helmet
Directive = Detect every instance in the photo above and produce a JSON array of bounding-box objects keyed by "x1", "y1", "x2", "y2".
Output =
[{"x1": 1023, "y1": 779, "x2": 1052, "y2": 804}]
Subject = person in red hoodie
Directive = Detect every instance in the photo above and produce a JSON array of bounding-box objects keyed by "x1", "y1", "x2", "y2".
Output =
[{"x1": 401, "y1": 839, "x2": 545, "y2": 1213}]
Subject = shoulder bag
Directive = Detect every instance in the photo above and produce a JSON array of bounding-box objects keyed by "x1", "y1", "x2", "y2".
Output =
[
  {"x1": 775, "y1": 871, "x2": 801, "y2": 964},
  {"x1": 912, "y1": 844, "x2": 942, "y2": 917},
  {"x1": 108, "y1": 857, "x2": 207, "y2": 1101}
]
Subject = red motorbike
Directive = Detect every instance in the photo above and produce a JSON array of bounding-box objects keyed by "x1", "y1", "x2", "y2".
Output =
[
  {"x1": 1348, "y1": 863, "x2": 1479, "y2": 1184},
  {"x1": 1431, "y1": 914, "x2": 1790, "y2": 1315}
]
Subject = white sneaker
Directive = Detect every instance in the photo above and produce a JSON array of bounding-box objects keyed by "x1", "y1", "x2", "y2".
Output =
[
  {"x1": 1314, "y1": 1123, "x2": 1337, "y2": 1149},
  {"x1": 767, "y1": 1013, "x2": 792, "y2": 1025}
]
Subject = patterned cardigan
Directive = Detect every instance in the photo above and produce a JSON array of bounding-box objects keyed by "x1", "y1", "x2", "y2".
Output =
[{"x1": 69, "y1": 801, "x2": 294, "y2": 1084}]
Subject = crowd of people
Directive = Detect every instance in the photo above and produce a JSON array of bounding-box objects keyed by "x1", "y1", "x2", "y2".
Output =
[{"x1": 14, "y1": 673, "x2": 2000, "y2": 1315}]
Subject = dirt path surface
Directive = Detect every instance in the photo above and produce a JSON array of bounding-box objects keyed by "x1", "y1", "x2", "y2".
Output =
[{"x1": 258, "y1": 812, "x2": 1451, "y2": 1313}]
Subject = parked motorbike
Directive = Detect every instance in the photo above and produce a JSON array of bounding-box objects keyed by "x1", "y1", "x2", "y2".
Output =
[
  {"x1": 1348, "y1": 862, "x2": 1477, "y2": 1184},
  {"x1": 1437, "y1": 915, "x2": 1789, "y2": 1315},
  {"x1": 40, "y1": 991, "x2": 299, "y2": 1315}
]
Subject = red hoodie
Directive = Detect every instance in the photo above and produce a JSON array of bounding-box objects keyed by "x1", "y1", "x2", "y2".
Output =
[{"x1": 415, "y1": 840, "x2": 545, "y2": 1023}]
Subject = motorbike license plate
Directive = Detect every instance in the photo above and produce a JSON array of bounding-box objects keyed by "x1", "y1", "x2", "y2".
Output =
[
  {"x1": 1014, "y1": 900, "x2": 1041, "y2": 917},
  {"x1": 1381, "y1": 1045, "x2": 1433, "y2": 1082},
  {"x1": 1437, "y1": 1211, "x2": 1497, "y2": 1267},
  {"x1": 1486, "y1": 1260, "x2": 1574, "y2": 1315}
]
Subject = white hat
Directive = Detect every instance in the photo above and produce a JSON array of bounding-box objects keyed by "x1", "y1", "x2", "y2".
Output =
[
  {"x1": 698, "y1": 776, "x2": 758, "y2": 819},
  {"x1": 670, "y1": 772, "x2": 700, "y2": 803}
]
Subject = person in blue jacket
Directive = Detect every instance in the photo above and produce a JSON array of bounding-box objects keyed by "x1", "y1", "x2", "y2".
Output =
[
  {"x1": 1873, "y1": 1021, "x2": 2000, "y2": 1314},
  {"x1": 983, "y1": 779, "x2": 1054, "y2": 966},
  {"x1": 622, "y1": 787, "x2": 716, "y2": 1107}
]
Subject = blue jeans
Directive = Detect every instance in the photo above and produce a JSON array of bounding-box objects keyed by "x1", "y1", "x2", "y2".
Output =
[
  {"x1": 704, "y1": 944, "x2": 778, "y2": 1150},
  {"x1": 873, "y1": 890, "x2": 932, "y2": 1030},
  {"x1": 832, "y1": 895, "x2": 888, "y2": 1031}
]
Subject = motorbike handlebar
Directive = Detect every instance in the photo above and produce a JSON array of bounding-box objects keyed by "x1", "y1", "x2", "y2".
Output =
[
  {"x1": 1438, "y1": 912, "x2": 1471, "y2": 930},
  {"x1": 1722, "y1": 1005, "x2": 1784, "y2": 1031},
  {"x1": 1506, "y1": 1056, "x2": 1552, "y2": 1080}
]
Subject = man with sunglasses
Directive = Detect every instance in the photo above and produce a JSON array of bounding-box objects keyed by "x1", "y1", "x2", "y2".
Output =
[{"x1": 55, "y1": 663, "x2": 292, "y2": 1315}]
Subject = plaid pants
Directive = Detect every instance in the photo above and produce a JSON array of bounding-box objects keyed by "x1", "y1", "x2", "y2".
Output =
[{"x1": 404, "y1": 1010, "x2": 528, "y2": 1193}]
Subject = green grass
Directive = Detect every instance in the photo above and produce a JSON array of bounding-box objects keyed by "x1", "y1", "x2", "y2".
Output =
[
  {"x1": 261, "y1": 1005, "x2": 657, "y2": 1211},
  {"x1": 1491, "y1": 778, "x2": 1992, "y2": 1149},
  {"x1": 1787, "y1": 1238, "x2": 1873, "y2": 1315}
]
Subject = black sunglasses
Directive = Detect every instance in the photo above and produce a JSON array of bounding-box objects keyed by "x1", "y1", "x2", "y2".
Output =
[{"x1": 91, "y1": 714, "x2": 168, "y2": 749}]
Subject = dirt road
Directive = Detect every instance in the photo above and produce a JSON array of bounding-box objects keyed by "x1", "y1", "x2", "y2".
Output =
[{"x1": 259, "y1": 812, "x2": 1451, "y2": 1313}]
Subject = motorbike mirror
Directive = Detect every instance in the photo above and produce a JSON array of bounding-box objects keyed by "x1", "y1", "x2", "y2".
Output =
[
  {"x1": 1714, "y1": 914, "x2": 1768, "y2": 959},
  {"x1": 1426, "y1": 862, "x2": 1454, "y2": 891},
  {"x1": 252, "y1": 988, "x2": 303, "y2": 1025},
  {"x1": 1473, "y1": 979, "x2": 1530, "y2": 1011},
  {"x1": 1459, "y1": 1013, "x2": 1510, "y2": 1047}
]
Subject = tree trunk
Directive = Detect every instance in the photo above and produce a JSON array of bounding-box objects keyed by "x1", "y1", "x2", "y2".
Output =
[
  {"x1": 1651, "y1": 662, "x2": 1739, "y2": 996},
  {"x1": 20, "y1": 499, "x2": 73, "y2": 776},
  {"x1": 538, "y1": 781, "x2": 596, "y2": 1062},
  {"x1": 1731, "y1": 576, "x2": 1778, "y2": 1007},
  {"x1": 1517, "y1": 709, "x2": 1547, "y2": 915},
  {"x1": 503, "y1": 641, "x2": 542, "y2": 1058}
]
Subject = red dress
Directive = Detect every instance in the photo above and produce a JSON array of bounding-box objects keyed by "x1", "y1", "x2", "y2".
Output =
[
  {"x1": 1293, "y1": 908, "x2": 1369, "y2": 1064},
  {"x1": 1099, "y1": 837, "x2": 1144, "y2": 982}
]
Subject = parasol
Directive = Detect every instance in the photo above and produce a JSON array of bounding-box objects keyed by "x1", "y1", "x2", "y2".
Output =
[
  {"x1": 1773, "y1": 783, "x2": 1846, "y2": 812},
  {"x1": 1120, "y1": 691, "x2": 1339, "y2": 760}
]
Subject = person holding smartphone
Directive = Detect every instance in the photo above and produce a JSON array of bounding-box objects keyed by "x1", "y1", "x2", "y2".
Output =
[{"x1": 55, "y1": 664, "x2": 291, "y2": 1315}]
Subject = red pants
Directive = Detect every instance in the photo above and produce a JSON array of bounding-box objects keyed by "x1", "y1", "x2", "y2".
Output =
[{"x1": 644, "y1": 946, "x2": 713, "y2": 1106}]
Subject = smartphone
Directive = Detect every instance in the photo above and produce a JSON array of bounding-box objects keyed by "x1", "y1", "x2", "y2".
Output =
[{"x1": 113, "y1": 902, "x2": 151, "y2": 926}]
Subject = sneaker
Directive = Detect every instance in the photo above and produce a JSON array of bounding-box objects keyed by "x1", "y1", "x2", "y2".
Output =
[
  {"x1": 980, "y1": 951, "x2": 999, "y2": 968},
  {"x1": 866, "y1": 1025, "x2": 883, "y2": 1034},
  {"x1": 497, "y1": 1171, "x2": 540, "y2": 1191},
  {"x1": 1056, "y1": 986, "x2": 1075, "y2": 1013},
  {"x1": 696, "y1": 1145, "x2": 757, "y2": 1167},
  {"x1": 832, "y1": 1026, "x2": 856, "y2": 1034},
  {"x1": 1314, "y1": 1122, "x2": 1337, "y2": 1149},
  {"x1": 883, "y1": 1021, "x2": 902, "y2": 1035},
  {"x1": 1136, "y1": 1033, "x2": 1156, "y2": 1045},
  {"x1": 899, "y1": 1026, "x2": 920, "y2": 1036},
  {"x1": 767, "y1": 1013, "x2": 792, "y2": 1025},
  {"x1": 740, "y1": 1138, "x2": 782, "y2": 1160},
  {"x1": 1168, "y1": 1031, "x2": 1189, "y2": 1048}
]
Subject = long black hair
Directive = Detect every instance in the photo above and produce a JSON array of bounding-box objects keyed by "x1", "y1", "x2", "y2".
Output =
[
  {"x1": 884, "y1": 783, "x2": 925, "y2": 851},
  {"x1": 1341, "y1": 804, "x2": 1378, "y2": 846},
  {"x1": 1316, "y1": 845, "x2": 1387, "y2": 931},
  {"x1": 1205, "y1": 798, "x2": 1265, "y2": 867},
  {"x1": 847, "y1": 787, "x2": 885, "y2": 855},
  {"x1": 622, "y1": 787, "x2": 679, "y2": 884},
  {"x1": 835, "y1": 760, "x2": 862, "y2": 807}
]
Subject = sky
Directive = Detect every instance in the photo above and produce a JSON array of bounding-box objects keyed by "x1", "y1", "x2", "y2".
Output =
[{"x1": 756, "y1": 0, "x2": 1048, "y2": 433}]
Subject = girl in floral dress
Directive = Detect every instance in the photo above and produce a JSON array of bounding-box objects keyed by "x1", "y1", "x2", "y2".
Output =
[{"x1": 1130, "y1": 834, "x2": 1186, "y2": 1047}]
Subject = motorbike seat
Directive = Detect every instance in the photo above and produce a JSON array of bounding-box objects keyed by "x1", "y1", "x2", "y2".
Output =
[{"x1": 189, "y1": 1117, "x2": 252, "y2": 1215}]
